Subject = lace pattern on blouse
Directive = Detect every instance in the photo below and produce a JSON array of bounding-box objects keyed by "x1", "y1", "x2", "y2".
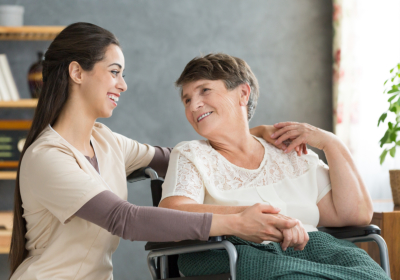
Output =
[{"x1": 174, "y1": 139, "x2": 311, "y2": 202}]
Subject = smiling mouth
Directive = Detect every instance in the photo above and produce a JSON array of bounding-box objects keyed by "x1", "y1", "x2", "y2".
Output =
[
  {"x1": 107, "y1": 93, "x2": 119, "y2": 105},
  {"x1": 197, "y1": 111, "x2": 213, "y2": 122}
]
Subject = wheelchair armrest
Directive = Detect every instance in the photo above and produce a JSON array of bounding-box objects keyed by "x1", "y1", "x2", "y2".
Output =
[
  {"x1": 317, "y1": 224, "x2": 381, "y2": 239},
  {"x1": 127, "y1": 167, "x2": 160, "y2": 183},
  {"x1": 145, "y1": 236, "x2": 227, "y2": 251}
]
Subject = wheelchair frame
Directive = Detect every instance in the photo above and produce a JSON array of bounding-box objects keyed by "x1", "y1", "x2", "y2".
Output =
[{"x1": 128, "y1": 167, "x2": 390, "y2": 280}]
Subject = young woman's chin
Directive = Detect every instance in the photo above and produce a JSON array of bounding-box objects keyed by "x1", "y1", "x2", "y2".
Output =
[{"x1": 98, "y1": 108, "x2": 114, "y2": 119}]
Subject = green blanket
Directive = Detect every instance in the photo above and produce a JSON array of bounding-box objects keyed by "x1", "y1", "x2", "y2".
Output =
[{"x1": 178, "y1": 231, "x2": 390, "y2": 280}]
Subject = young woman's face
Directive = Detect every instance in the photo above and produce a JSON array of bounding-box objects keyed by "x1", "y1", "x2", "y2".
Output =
[{"x1": 80, "y1": 44, "x2": 127, "y2": 118}]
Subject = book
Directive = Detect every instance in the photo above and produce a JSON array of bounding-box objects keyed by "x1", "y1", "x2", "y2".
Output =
[
  {"x1": 0, "y1": 54, "x2": 19, "y2": 101},
  {"x1": 0, "y1": 61, "x2": 9, "y2": 101}
]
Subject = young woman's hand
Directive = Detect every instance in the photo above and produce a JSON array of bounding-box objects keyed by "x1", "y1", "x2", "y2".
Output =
[
  {"x1": 232, "y1": 203, "x2": 299, "y2": 244},
  {"x1": 250, "y1": 125, "x2": 307, "y2": 156},
  {"x1": 272, "y1": 214, "x2": 309, "y2": 251},
  {"x1": 271, "y1": 122, "x2": 337, "y2": 153}
]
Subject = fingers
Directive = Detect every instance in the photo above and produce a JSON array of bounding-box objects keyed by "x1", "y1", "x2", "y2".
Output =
[
  {"x1": 295, "y1": 146, "x2": 301, "y2": 156},
  {"x1": 281, "y1": 228, "x2": 292, "y2": 251},
  {"x1": 264, "y1": 226, "x2": 284, "y2": 242},
  {"x1": 274, "y1": 130, "x2": 302, "y2": 146},
  {"x1": 295, "y1": 224, "x2": 309, "y2": 251},
  {"x1": 302, "y1": 144, "x2": 308, "y2": 154},
  {"x1": 257, "y1": 203, "x2": 281, "y2": 214},
  {"x1": 273, "y1": 216, "x2": 298, "y2": 230},
  {"x1": 292, "y1": 225, "x2": 301, "y2": 248},
  {"x1": 284, "y1": 137, "x2": 305, "y2": 153},
  {"x1": 273, "y1": 122, "x2": 298, "y2": 129},
  {"x1": 271, "y1": 124, "x2": 297, "y2": 140}
]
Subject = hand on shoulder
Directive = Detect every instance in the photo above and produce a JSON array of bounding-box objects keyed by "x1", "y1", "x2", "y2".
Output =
[{"x1": 271, "y1": 122, "x2": 338, "y2": 152}]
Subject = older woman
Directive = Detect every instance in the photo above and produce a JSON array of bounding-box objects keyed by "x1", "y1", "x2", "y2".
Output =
[{"x1": 159, "y1": 53, "x2": 389, "y2": 279}]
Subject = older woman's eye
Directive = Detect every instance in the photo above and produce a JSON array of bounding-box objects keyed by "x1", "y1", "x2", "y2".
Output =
[
  {"x1": 203, "y1": 88, "x2": 210, "y2": 92},
  {"x1": 185, "y1": 99, "x2": 191, "y2": 104}
]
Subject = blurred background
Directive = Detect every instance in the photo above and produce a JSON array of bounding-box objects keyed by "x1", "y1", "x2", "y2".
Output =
[{"x1": 0, "y1": 0, "x2": 398, "y2": 279}]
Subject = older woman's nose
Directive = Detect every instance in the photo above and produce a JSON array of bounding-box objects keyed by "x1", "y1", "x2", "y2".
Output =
[{"x1": 190, "y1": 96, "x2": 204, "y2": 111}]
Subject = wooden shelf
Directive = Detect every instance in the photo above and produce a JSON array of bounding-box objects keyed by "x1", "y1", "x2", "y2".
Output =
[
  {"x1": 0, "y1": 26, "x2": 65, "y2": 40},
  {"x1": 0, "y1": 212, "x2": 12, "y2": 254},
  {"x1": 0, "y1": 171, "x2": 17, "y2": 180},
  {"x1": 0, "y1": 99, "x2": 37, "y2": 108},
  {"x1": 0, "y1": 230, "x2": 11, "y2": 254}
]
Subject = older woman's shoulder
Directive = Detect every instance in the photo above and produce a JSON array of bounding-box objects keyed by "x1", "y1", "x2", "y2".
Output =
[
  {"x1": 257, "y1": 137, "x2": 320, "y2": 165},
  {"x1": 174, "y1": 139, "x2": 210, "y2": 151}
]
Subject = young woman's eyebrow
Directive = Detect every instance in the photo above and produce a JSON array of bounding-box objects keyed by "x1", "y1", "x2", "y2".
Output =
[{"x1": 108, "y1": 63, "x2": 122, "y2": 69}]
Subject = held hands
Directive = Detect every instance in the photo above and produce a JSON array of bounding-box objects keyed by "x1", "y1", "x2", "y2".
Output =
[
  {"x1": 271, "y1": 122, "x2": 336, "y2": 153},
  {"x1": 273, "y1": 214, "x2": 309, "y2": 251},
  {"x1": 235, "y1": 204, "x2": 309, "y2": 251}
]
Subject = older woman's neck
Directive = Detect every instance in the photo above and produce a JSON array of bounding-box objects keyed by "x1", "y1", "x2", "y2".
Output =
[{"x1": 208, "y1": 123, "x2": 264, "y2": 169}]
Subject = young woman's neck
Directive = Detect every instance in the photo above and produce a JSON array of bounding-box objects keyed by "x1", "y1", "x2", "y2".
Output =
[{"x1": 52, "y1": 95, "x2": 96, "y2": 157}]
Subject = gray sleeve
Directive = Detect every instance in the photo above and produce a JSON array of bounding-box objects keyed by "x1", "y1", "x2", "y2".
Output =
[
  {"x1": 75, "y1": 190, "x2": 212, "y2": 242},
  {"x1": 147, "y1": 146, "x2": 172, "y2": 178}
]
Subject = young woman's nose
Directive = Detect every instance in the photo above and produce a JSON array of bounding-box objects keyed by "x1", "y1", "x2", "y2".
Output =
[{"x1": 116, "y1": 76, "x2": 128, "y2": 92}]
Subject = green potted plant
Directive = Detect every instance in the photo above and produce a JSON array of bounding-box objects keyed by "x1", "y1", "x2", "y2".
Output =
[{"x1": 378, "y1": 63, "x2": 400, "y2": 206}]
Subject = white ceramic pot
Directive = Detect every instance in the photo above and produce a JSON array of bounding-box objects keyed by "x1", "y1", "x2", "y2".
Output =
[{"x1": 0, "y1": 5, "x2": 24, "y2": 26}]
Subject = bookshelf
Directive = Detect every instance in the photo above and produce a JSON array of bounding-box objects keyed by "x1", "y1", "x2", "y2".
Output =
[
  {"x1": 0, "y1": 212, "x2": 12, "y2": 254},
  {"x1": 0, "y1": 172, "x2": 17, "y2": 180},
  {"x1": 0, "y1": 26, "x2": 65, "y2": 40},
  {"x1": 0, "y1": 99, "x2": 37, "y2": 108},
  {"x1": 0, "y1": 26, "x2": 60, "y2": 255}
]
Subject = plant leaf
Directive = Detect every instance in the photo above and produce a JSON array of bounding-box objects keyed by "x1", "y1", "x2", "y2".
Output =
[
  {"x1": 390, "y1": 131, "x2": 397, "y2": 142},
  {"x1": 384, "y1": 79, "x2": 388, "y2": 85},
  {"x1": 380, "y1": 131, "x2": 389, "y2": 147},
  {"x1": 378, "y1": 113, "x2": 387, "y2": 126},
  {"x1": 390, "y1": 68, "x2": 395, "y2": 73},
  {"x1": 389, "y1": 122, "x2": 393, "y2": 129},
  {"x1": 388, "y1": 89, "x2": 400, "y2": 94},
  {"x1": 388, "y1": 95, "x2": 397, "y2": 102},
  {"x1": 390, "y1": 146, "x2": 397, "y2": 158},
  {"x1": 389, "y1": 103, "x2": 398, "y2": 113},
  {"x1": 380, "y1": 149, "x2": 388, "y2": 165}
]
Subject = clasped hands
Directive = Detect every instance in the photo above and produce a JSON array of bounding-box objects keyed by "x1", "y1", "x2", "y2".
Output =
[{"x1": 236, "y1": 203, "x2": 309, "y2": 251}]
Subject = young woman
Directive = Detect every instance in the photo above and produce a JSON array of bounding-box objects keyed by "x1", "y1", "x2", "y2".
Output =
[{"x1": 9, "y1": 23, "x2": 303, "y2": 279}]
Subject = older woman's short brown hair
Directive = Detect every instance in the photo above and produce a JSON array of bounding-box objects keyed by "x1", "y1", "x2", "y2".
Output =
[{"x1": 175, "y1": 53, "x2": 260, "y2": 121}]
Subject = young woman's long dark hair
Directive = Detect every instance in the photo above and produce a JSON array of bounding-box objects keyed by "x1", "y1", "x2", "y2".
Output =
[{"x1": 9, "y1": 22, "x2": 119, "y2": 276}]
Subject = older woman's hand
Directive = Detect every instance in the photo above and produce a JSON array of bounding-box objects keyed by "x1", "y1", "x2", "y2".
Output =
[
  {"x1": 273, "y1": 214, "x2": 309, "y2": 251},
  {"x1": 250, "y1": 125, "x2": 307, "y2": 156},
  {"x1": 271, "y1": 122, "x2": 336, "y2": 153},
  {"x1": 234, "y1": 203, "x2": 299, "y2": 244}
]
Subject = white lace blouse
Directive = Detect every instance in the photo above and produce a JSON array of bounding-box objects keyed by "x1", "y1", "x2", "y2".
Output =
[{"x1": 161, "y1": 137, "x2": 332, "y2": 232}]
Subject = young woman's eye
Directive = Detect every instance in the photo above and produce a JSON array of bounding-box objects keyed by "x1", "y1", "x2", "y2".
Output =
[{"x1": 111, "y1": 70, "x2": 120, "y2": 76}]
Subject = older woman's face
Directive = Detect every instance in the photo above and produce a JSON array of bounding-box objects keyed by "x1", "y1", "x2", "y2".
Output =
[{"x1": 181, "y1": 79, "x2": 248, "y2": 138}]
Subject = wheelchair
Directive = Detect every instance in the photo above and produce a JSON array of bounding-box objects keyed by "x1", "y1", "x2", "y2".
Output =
[{"x1": 128, "y1": 167, "x2": 391, "y2": 280}]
